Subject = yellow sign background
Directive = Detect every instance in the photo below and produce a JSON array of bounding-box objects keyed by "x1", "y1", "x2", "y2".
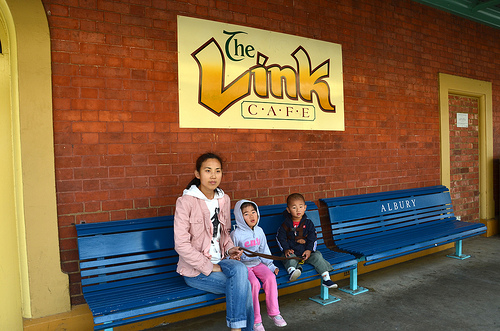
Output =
[{"x1": 177, "y1": 16, "x2": 344, "y2": 131}]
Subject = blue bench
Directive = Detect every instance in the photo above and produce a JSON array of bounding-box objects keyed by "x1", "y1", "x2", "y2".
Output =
[
  {"x1": 320, "y1": 185, "x2": 487, "y2": 295},
  {"x1": 76, "y1": 201, "x2": 357, "y2": 330}
]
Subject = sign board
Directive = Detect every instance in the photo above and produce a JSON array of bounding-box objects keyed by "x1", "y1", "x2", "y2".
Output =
[
  {"x1": 457, "y1": 113, "x2": 468, "y2": 128},
  {"x1": 177, "y1": 16, "x2": 344, "y2": 131}
]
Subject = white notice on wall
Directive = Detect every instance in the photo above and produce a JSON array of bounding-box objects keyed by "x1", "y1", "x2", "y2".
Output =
[{"x1": 457, "y1": 113, "x2": 468, "y2": 128}]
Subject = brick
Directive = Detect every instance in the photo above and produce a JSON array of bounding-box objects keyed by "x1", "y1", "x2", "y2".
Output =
[
  {"x1": 57, "y1": 202, "x2": 84, "y2": 215},
  {"x1": 73, "y1": 144, "x2": 107, "y2": 156},
  {"x1": 102, "y1": 199, "x2": 134, "y2": 211},
  {"x1": 100, "y1": 155, "x2": 133, "y2": 167},
  {"x1": 74, "y1": 191, "x2": 109, "y2": 202},
  {"x1": 133, "y1": 177, "x2": 149, "y2": 188},
  {"x1": 109, "y1": 167, "x2": 125, "y2": 178},
  {"x1": 74, "y1": 167, "x2": 108, "y2": 179},
  {"x1": 126, "y1": 208, "x2": 158, "y2": 220},
  {"x1": 123, "y1": 122, "x2": 155, "y2": 132},
  {"x1": 58, "y1": 215, "x2": 76, "y2": 227},
  {"x1": 149, "y1": 175, "x2": 177, "y2": 187},
  {"x1": 57, "y1": 178, "x2": 84, "y2": 192},
  {"x1": 84, "y1": 201, "x2": 102, "y2": 212},
  {"x1": 101, "y1": 178, "x2": 134, "y2": 190}
]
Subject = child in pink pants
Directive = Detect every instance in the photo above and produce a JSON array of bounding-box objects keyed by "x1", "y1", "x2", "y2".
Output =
[{"x1": 231, "y1": 200, "x2": 287, "y2": 331}]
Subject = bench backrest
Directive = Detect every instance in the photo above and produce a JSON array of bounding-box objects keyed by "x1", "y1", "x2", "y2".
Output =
[
  {"x1": 244, "y1": 201, "x2": 323, "y2": 254},
  {"x1": 320, "y1": 185, "x2": 456, "y2": 245},
  {"x1": 76, "y1": 216, "x2": 177, "y2": 294}
]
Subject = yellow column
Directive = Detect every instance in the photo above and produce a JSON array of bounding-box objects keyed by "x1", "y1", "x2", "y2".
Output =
[
  {"x1": 0, "y1": 0, "x2": 71, "y2": 326},
  {"x1": 0, "y1": 13, "x2": 23, "y2": 328}
]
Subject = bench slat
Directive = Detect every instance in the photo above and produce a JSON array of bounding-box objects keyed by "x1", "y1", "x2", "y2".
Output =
[
  {"x1": 81, "y1": 256, "x2": 177, "y2": 277},
  {"x1": 363, "y1": 225, "x2": 486, "y2": 265},
  {"x1": 82, "y1": 265, "x2": 176, "y2": 287},
  {"x1": 87, "y1": 280, "x2": 208, "y2": 312},
  {"x1": 76, "y1": 216, "x2": 174, "y2": 237},
  {"x1": 93, "y1": 296, "x2": 227, "y2": 329},
  {"x1": 82, "y1": 272, "x2": 174, "y2": 294},
  {"x1": 340, "y1": 221, "x2": 485, "y2": 254},
  {"x1": 331, "y1": 203, "x2": 454, "y2": 231},
  {"x1": 94, "y1": 292, "x2": 225, "y2": 325},
  {"x1": 328, "y1": 192, "x2": 452, "y2": 224},
  {"x1": 78, "y1": 228, "x2": 174, "y2": 260},
  {"x1": 333, "y1": 214, "x2": 454, "y2": 243},
  {"x1": 80, "y1": 250, "x2": 177, "y2": 269},
  {"x1": 321, "y1": 185, "x2": 448, "y2": 207}
]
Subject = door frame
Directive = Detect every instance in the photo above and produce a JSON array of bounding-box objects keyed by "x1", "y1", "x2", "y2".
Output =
[{"x1": 439, "y1": 73, "x2": 495, "y2": 229}]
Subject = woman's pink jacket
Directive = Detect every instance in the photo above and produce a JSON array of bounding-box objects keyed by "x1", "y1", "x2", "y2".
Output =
[{"x1": 174, "y1": 194, "x2": 235, "y2": 277}]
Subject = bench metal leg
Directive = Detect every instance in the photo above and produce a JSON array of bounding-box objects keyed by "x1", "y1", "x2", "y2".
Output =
[
  {"x1": 447, "y1": 240, "x2": 471, "y2": 260},
  {"x1": 309, "y1": 282, "x2": 341, "y2": 305},
  {"x1": 103, "y1": 321, "x2": 113, "y2": 331},
  {"x1": 339, "y1": 261, "x2": 368, "y2": 296}
]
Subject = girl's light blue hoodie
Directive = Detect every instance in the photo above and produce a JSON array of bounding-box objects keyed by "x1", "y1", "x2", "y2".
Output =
[{"x1": 231, "y1": 200, "x2": 277, "y2": 273}]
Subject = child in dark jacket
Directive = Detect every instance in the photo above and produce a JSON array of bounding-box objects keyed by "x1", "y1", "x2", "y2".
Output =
[{"x1": 276, "y1": 193, "x2": 337, "y2": 288}]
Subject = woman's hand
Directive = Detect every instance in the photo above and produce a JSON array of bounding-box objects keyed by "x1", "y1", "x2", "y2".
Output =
[
  {"x1": 212, "y1": 264, "x2": 222, "y2": 272},
  {"x1": 228, "y1": 247, "x2": 243, "y2": 260},
  {"x1": 274, "y1": 268, "x2": 279, "y2": 275}
]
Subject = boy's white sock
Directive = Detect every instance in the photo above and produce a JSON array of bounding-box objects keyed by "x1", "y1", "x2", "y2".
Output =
[
  {"x1": 321, "y1": 271, "x2": 331, "y2": 281},
  {"x1": 288, "y1": 267, "x2": 296, "y2": 274}
]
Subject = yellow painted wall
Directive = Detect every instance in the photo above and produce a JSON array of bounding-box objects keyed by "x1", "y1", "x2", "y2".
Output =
[
  {"x1": 0, "y1": 8, "x2": 23, "y2": 330},
  {"x1": 0, "y1": 0, "x2": 70, "y2": 328}
]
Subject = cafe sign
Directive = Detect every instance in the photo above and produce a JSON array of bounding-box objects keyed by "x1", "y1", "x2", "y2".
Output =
[{"x1": 177, "y1": 16, "x2": 344, "y2": 131}]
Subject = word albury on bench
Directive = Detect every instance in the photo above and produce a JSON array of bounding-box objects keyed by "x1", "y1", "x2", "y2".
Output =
[{"x1": 320, "y1": 185, "x2": 487, "y2": 295}]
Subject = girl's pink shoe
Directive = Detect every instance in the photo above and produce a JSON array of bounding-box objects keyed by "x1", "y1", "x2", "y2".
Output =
[
  {"x1": 254, "y1": 322, "x2": 266, "y2": 331},
  {"x1": 268, "y1": 314, "x2": 287, "y2": 327}
]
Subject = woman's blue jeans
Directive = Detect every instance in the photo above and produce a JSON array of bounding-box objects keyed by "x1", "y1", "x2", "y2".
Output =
[{"x1": 184, "y1": 259, "x2": 254, "y2": 330}]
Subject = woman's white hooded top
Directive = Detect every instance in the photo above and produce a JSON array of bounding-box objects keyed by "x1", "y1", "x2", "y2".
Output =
[{"x1": 231, "y1": 200, "x2": 277, "y2": 273}]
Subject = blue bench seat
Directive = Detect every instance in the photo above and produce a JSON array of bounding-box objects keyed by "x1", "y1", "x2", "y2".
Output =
[
  {"x1": 76, "y1": 201, "x2": 358, "y2": 330},
  {"x1": 320, "y1": 185, "x2": 487, "y2": 295}
]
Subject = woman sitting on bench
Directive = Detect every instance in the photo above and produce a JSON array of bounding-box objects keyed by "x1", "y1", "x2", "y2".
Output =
[{"x1": 174, "y1": 152, "x2": 254, "y2": 331}]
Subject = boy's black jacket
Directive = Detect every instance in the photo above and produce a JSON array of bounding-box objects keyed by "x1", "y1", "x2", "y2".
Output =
[{"x1": 276, "y1": 210, "x2": 317, "y2": 257}]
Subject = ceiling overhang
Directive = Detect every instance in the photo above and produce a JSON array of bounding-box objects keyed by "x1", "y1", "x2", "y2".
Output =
[{"x1": 412, "y1": 0, "x2": 500, "y2": 29}]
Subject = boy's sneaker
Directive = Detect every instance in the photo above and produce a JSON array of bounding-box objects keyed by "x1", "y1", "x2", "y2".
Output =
[
  {"x1": 254, "y1": 322, "x2": 265, "y2": 331},
  {"x1": 322, "y1": 279, "x2": 338, "y2": 288},
  {"x1": 268, "y1": 314, "x2": 287, "y2": 327},
  {"x1": 289, "y1": 268, "x2": 301, "y2": 281}
]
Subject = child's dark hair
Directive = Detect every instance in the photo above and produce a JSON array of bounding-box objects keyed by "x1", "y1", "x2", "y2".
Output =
[
  {"x1": 287, "y1": 193, "x2": 305, "y2": 206},
  {"x1": 240, "y1": 201, "x2": 257, "y2": 212},
  {"x1": 185, "y1": 152, "x2": 224, "y2": 191}
]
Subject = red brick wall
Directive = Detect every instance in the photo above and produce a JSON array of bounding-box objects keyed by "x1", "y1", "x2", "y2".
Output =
[
  {"x1": 448, "y1": 95, "x2": 480, "y2": 223},
  {"x1": 41, "y1": 0, "x2": 500, "y2": 305}
]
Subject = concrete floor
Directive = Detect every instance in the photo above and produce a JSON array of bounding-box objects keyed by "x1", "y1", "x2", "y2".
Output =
[{"x1": 147, "y1": 235, "x2": 500, "y2": 331}]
